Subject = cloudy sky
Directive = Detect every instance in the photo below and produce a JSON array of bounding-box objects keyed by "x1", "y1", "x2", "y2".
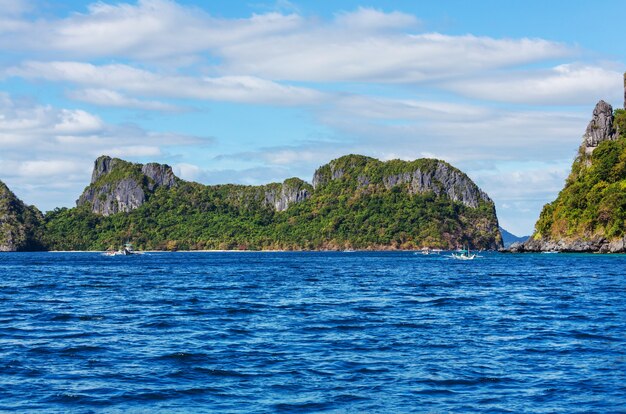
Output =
[{"x1": 1, "y1": 0, "x2": 624, "y2": 235}]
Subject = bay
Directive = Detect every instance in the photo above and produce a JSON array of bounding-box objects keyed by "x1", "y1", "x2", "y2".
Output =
[{"x1": 0, "y1": 252, "x2": 625, "y2": 412}]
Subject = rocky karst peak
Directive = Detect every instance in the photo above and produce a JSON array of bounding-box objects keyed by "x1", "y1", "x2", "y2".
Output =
[
  {"x1": 78, "y1": 156, "x2": 179, "y2": 216},
  {"x1": 582, "y1": 100, "x2": 618, "y2": 154}
]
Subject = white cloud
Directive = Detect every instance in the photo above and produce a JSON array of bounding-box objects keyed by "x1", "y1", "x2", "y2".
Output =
[
  {"x1": 0, "y1": 2, "x2": 572, "y2": 85},
  {"x1": 53, "y1": 109, "x2": 104, "y2": 133},
  {"x1": 68, "y1": 88, "x2": 182, "y2": 111},
  {"x1": 0, "y1": 0, "x2": 31, "y2": 17},
  {"x1": 445, "y1": 64, "x2": 624, "y2": 105},
  {"x1": 334, "y1": 7, "x2": 419, "y2": 31},
  {"x1": 7, "y1": 61, "x2": 325, "y2": 106},
  {"x1": 317, "y1": 100, "x2": 588, "y2": 164},
  {"x1": 218, "y1": 31, "x2": 571, "y2": 83},
  {"x1": 0, "y1": 0, "x2": 304, "y2": 60},
  {"x1": 473, "y1": 163, "x2": 570, "y2": 235},
  {"x1": 15, "y1": 160, "x2": 86, "y2": 178},
  {"x1": 173, "y1": 162, "x2": 203, "y2": 182},
  {"x1": 334, "y1": 95, "x2": 490, "y2": 121}
]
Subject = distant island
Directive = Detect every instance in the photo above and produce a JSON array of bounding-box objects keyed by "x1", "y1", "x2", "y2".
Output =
[
  {"x1": 499, "y1": 227, "x2": 529, "y2": 248},
  {"x1": 509, "y1": 75, "x2": 626, "y2": 253},
  {"x1": 1, "y1": 154, "x2": 502, "y2": 252}
]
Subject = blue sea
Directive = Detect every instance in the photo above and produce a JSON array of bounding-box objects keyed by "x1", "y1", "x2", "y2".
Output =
[{"x1": 0, "y1": 251, "x2": 625, "y2": 413}]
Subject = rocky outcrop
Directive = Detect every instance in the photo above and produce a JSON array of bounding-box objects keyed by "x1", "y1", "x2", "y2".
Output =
[
  {"x1": 78, "y1": 178, "x2": 146, "y2": 216},
  {"x1": 0, "y1": 180, "x2": 44, "y2": 251},
  {"x1": 582, "y1": 100, "x2": 617, "y2": 155},
  {"x1": 142, "y1": 163, "x2": 177, "y2": 191},
  {"x1": 382, "y1": 163, "x2": 491, "y2": 208},
  {"x1": 77, "y1": 156, "x2": 178, "y2": 216},
  {"x1": 263, "y1": 178, "x2": 312, "y2": 212},
  {"x1": 506, "y1": 237, "x2": 626, "y2": 254}
]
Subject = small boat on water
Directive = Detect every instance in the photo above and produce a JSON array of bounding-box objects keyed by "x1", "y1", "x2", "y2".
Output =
[
  {"x1": 415, "y1": 247, "x2": 443, "y2": 255},
  {"x1": 451, "y1": 245, "x2": 476, "y2": 260},
  {"x1": 103, "y1": 242, "x2": 142, "y2": 256}
]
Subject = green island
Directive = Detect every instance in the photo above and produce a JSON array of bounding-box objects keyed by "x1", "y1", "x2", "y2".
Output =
[
  {"x1": 535, "y1": 110, "x2": 626, "y2": 239},
  {"x1": 2, "y1": 154, "x2": 502, "y2": 252},
  {"x1": 513, "y1": 93, "x2": 626, "y2": 253}
]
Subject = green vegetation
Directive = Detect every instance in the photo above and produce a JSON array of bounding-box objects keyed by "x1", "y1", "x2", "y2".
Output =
[
  {"x1": 0, "y1": 180, "x2": 45, "y2": 251},
  {"x1": 534, "y1": 112, "x2": 626, "y2": 241},
  {"x1": 40, "y1": 154, "x2": 501, "y2": 251}
]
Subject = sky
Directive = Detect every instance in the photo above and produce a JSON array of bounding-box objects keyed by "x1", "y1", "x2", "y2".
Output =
[{"x1": 1, "y1": 0, "x2": 625, "y2": 236}]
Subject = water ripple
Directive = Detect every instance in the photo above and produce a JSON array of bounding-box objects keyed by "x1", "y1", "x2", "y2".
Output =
[{"x1": 0, "y1": 251, "x2": 625, "y2": 412}]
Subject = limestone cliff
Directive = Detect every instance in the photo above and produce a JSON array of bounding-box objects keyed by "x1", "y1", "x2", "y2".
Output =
[
  {"x1": 581, "y1": 100, "x2": 618, "y2": 156},
  {"x1": 0, "y1": 181, "x2": 44, "y2": 251},
  {"x1": 77, "y1": 156, "x2": 179, "y2": 215},
  {"x1": 262, "y1": 178, "x2": 312, "y2": 212}
]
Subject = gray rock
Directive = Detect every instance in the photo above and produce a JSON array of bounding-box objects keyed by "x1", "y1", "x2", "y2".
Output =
[
  {"x1": 609, "y1": 237, "x2": 626, "y2": 253},
  {"x1": 383, "y1": 162, "x2": 491, "y2": 208},
  {"x1": 312, "y1": 159, "x2": 351, "y2": 189},
  {"x1": 78, "y1": 156, "x2": 179, "y2": 216},
  {"x1": 263, "y1": 179, "x2": 311, "y2": 212},
  {"x1": 79, "y1": 179, "x2": 146, "y2": 216},
  {"x1": 582, "y1": 100, "x2": 617, "y2": 154},
  {"x1": 506, "y1": 235, "x2": 626, "y2": 253},
  {"x1": 141, "y1": 163, "x2": 177, "y2": 191}
]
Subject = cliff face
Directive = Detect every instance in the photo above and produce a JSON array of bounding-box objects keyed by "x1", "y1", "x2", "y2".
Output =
[
  {"x1": 0, "y1": 181, "x2": 44, "y2": 251},
  {"x1": 263, "y1": 178, "x2": 312, "y2": 212},
  {"x1": 77, "y1": 156, "x2": 179, "y2": 216},
  {"x1": 582, "y1": 100, "x2": 618, "y2": 156},
  {"x1": 513, "y1": 90, "x2": 626, "y2": 253}
]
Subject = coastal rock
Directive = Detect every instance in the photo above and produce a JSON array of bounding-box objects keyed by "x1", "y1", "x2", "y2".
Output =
[
  {"x1": 77, "y1": 156, "x2": 178, "y2": 216},
  {"x1": 505, "y1": 236, "x2": 626, "y2": 254},
  {"x1": 582, "y1": 100, "x2": 617, "y2": 155}
]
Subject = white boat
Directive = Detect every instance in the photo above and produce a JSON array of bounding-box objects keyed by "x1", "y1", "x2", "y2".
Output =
[
  {"x1": 451, "y1": 245, "x2": 476, "y2": 260},
  {"x1": 103, "y1": 242, "x2": 142, "y2": 256}
]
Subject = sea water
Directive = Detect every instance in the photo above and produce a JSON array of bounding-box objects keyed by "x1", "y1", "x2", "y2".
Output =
[{"x1": 0, "y1": 251, "x2": 625, "y2": 412}]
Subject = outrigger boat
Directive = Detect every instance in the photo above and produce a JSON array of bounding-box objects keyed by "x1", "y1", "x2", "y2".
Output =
[
  {"x1": 104, "y1": 242, "x2": 142, "y2": 256},
  {"x1": 451, "y1": 245, "x2": 476, "y2": 260}
]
